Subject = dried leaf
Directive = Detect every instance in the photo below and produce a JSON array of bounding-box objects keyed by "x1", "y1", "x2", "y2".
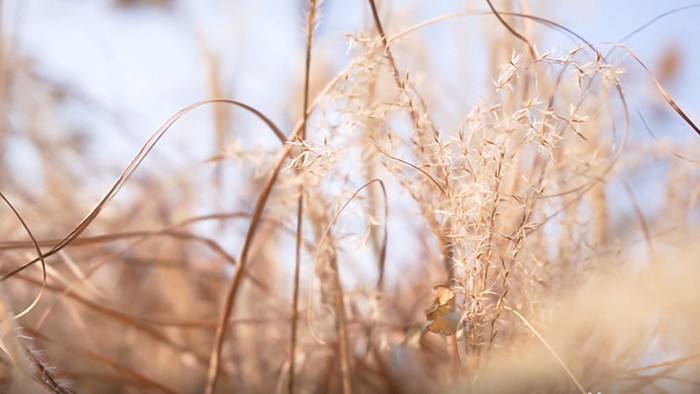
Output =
[{"x1": 425, "y1": 286, "x2": 460, "y2": 336}]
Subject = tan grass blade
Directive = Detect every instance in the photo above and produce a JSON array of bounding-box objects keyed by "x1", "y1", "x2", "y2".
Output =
[{"x1": 505, "y1": 306, "x2": 587, "y2": 394}]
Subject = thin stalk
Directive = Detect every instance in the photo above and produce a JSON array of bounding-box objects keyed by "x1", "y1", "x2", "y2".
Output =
[
  {"x1": 312, "y1": 180, "x2": 387, "y2": 394},
  {"x1": 289, "y1": 2, "x2": 319, "y2": 392},
  {"x1": 2, "y1": 99, "x2": 286, "y2": 282},
  {"x1": 505, "y1": 306, "x2": 587, "y2": 394},
  {"x1": 204, "y1": 36, "x2": 363, "y2": 393},
  {"x1": 484, "y1": 0, "x2": 536, "y2": 59},
  {"x1": 204, "y1": 146, "x2": 291, "y2": 394},
  {"x1": 330, "y1": 253, "x2": 353, "y2": 394},
  {"x1": 366, "y1": 0, "x2": 434, "y2": 137}
]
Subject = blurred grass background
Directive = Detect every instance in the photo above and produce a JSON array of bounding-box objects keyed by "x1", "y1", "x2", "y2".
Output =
[{"x1": 0, "y1": 1, "x2": 699, "y2": 393}]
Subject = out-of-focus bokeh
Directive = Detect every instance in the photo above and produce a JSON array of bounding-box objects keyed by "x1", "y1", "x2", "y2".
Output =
[{"x1": 1, "y1": 1, "x2": 699, "y2": 393}]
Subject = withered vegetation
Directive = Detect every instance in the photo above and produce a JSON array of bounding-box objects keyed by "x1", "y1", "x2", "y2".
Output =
[{"x1": 0, "y1": 1, "x2": 699, "y2": 393}]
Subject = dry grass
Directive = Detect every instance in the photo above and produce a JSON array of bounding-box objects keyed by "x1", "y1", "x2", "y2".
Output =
[{"x1": 1, "y1": 1, "x2": 699, "y2": 393}]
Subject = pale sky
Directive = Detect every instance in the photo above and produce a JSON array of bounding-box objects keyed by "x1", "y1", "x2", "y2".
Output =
[
  {"x1": 3, "y1": 0, "x2": 700, "y2": 284},
  {"x1": 7, "y1": 0, "x2": 699, "y2": 143}
]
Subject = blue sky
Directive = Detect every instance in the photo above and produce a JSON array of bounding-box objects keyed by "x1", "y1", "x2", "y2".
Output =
[{"x1": 7, "y1": 1, "x2": 700, "y2": 137}]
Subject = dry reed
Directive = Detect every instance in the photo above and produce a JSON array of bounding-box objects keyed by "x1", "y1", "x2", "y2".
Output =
[{"x1": 0, "y1": 1, "x2": 699, "y2": 393}]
